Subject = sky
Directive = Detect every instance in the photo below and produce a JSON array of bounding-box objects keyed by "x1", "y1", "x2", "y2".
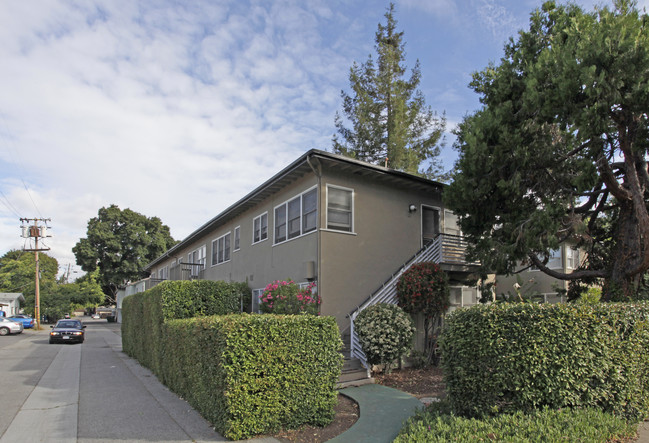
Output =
[{"x1": 0, "y1": 0, "x2": 643, "y2": 280}]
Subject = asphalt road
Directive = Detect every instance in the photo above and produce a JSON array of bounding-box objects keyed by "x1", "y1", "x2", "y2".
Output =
[{"x1": 0, "y1": 317, "x2": 279, "y2": 443}]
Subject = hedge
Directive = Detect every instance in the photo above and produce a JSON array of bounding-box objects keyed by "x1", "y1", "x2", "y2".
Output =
[
  {"x1": 121, "y1": 280, "x2": 245, "y2": 375},
  {"x1": 161, "y1": 314, "x2": 343, "y2": 440},
  {"x1": 440, "y1": 302, "x2": 649, "y2": 421},
  {"x1": 121, "y1": 280, "x2": 343, "y2": 440},
  {"x1": 394, "y1": 404, "x2": 636, "y2": 442}
]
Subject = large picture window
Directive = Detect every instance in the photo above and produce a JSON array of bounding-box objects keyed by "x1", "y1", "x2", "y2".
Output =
[
  {"x1": 274, "y1": 187, "x2": 318, "y2": 244},
  {"x1": 253, "y1": 213, "x2": 268, "y2": 244},
  {"x1": 212, "y1": 232, "x2": 231, "y2": 266},
  {"x1": 326, "y1": 185, "x2": 353, "y2": 232}
]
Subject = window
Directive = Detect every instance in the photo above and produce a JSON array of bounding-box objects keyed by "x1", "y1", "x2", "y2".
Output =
[
  {"x1": 253, "y1": 213, "x2": 268, "y2": 244},
  {"x1": 274, "y1": 187, "x2": 318, "y2": 244},
  {"x1": 275, "y1": 205, "x2": 287, "y2": 243},
  {"x1": 252, "y1": 288, "x2": 264, "y2": 314},
  {"x1": 288, "y1": 197, "x2": 301, "y2": 239},
  {"x1": 567, "y1": 247, "x2": 579, "y2": 269},
  {"x1": 302, "y1": 188, "x2": 317, "y2": 233},
  {"x1": 547, "y1": 249, "x2": 562, "y2": 269},
  {"x1": 327, "y1": 185, "x2": 353, "y2": 232},
  {"x1": 532, "y1": 248, "x2": 562, "y2": 270},
  {"x1": 233, "y1": 226, "x2": 240, "y2": 251},
  {"x1": 188, "y1": 245, "x2": 206, "y2": 277},
  {"x1": 212, "y1": 232, "x2": 231, "y2": 266}
]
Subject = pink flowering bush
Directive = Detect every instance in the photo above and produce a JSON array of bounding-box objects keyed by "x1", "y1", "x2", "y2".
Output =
[{"x1": 260, "y1": 280, "x2": 320, "y2": 315}]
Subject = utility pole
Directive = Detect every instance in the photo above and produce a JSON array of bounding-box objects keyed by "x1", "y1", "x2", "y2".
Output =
[{"x1": 21, "y1": 218, "x2": 51, "y2": 330}]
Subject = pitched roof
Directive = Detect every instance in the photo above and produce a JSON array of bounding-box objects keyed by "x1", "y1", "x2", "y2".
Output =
[{"x1": 146, "y1": 149, "x2": 445, "y2": 269}]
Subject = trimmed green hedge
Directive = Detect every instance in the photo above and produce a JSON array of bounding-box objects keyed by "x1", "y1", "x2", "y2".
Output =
[
  {"x1": 121, "y1": 281, "x2": 343, "y2": 440},
  {"x1": 395, "y1": 403, "x2": 636, "y2": 442},
  {"x1": 440, "y1": 302, "x2": 649, "y2": 421},
  {"x1": 121, "y1": 280, "x2": 245, "y2": 375},
  {"x1": 161, "y1": 314, "x2": 343, "y2": 440}
]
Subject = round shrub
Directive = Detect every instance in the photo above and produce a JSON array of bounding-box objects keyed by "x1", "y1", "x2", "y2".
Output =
[{"x1": 354, "y1": 303, "x2": 415, "y2": 373}]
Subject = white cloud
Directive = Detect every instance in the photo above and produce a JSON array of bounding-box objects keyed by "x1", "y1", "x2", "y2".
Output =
[{"x1": 0, "y1": 0, "x2": 358, "y2": 277}]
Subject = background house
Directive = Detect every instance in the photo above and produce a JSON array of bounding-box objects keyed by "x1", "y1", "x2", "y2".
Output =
[
  {"x1": 495, "y1": 244, "x2": 583, "y2": 303},
  {"x1": 0, "y1": 293, "x2": 25, "y2": 316}
]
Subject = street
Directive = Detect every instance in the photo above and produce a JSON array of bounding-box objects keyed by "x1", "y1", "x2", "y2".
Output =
[{"x1": 0, "y1": 318, "x2": 235, "y2": 443}]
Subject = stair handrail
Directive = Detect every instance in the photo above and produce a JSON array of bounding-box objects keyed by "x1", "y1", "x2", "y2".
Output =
[{"x1": 349, "y1": 235, "x2": 445, "y2": 368}]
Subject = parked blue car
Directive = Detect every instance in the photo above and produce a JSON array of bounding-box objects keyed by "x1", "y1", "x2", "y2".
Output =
[{"x1": 9, "y1": 314, "x2": 35, "y2": 329}]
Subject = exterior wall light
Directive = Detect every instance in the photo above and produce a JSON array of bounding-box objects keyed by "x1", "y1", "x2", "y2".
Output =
[{"x1": 409, "y1": 204, "x2": 417, "y2": 213}]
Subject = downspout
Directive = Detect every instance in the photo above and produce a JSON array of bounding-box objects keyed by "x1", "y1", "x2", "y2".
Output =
[{"x1": 306, "y1": 154, "x2": 322, "y2": 315}]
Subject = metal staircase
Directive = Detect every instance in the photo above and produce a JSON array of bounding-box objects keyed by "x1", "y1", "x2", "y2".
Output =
[{"x1": 348, "y1": 234, "x2": 475, "y2": 370}]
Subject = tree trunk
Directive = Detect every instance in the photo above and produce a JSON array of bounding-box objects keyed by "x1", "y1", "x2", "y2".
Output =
[{"x1": 604, "y1": 201, "x2": 645, "y2": 300}]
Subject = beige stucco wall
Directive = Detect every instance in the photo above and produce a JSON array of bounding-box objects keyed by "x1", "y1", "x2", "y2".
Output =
[
  {"x1": 317, "y1": 168, "x2": 447, "y2": 330},
  {"x1": 150, "y1": 174, "x2": 319, "y2": 300}
]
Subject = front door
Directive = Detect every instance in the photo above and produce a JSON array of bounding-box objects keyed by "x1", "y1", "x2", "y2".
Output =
[{"x1": 422, "y1": 206, "x2": 440, "y2": 245}]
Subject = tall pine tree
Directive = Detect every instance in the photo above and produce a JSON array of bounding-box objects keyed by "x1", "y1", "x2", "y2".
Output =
[{"x1": 333, "y1": 3, "x2": 447, "y2": 179}]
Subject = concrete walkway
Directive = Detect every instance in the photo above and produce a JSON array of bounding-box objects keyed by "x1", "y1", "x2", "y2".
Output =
[{"x1": 331, "y1": 384, "x2": 422, "y2": 443}]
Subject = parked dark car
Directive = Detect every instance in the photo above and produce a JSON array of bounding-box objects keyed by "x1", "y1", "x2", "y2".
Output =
[
  {"x1": 9, "y1": 314, "x2": 35, "y2": 329},
  {"x1": 49, "y1": 319, "x2": 86, "y2": 344}
]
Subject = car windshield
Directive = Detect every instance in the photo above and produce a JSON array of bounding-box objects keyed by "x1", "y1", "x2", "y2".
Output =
[{"x1": 56, "y1": 321, "x2": 81, "y2": 328}]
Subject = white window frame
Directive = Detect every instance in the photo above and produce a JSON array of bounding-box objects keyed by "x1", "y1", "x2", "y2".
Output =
[
  {"x1": 252, "y1": 288, "x2": 264, "y2": 314},
  {"x1": 233, "y1": 226, "x2": 241, "y2": 252},
  {"x1": 325, "y1": 184, "x2": 354, "y2": 233},
  {"x1": 252, "y1": 212, "x2": 268, "y2": 244},
  {"x1": 188, "y1": 245, "x2": 206, "y2": 277},
  {"x1": 566, "y1": 247, "x2": 579, "y2": 269},
  {"x1": 211, "y1": 232, "x2": 232, "y2": 266},
  {"x1": 273, "y1": 186, "x2": 318, "y2": 245}
]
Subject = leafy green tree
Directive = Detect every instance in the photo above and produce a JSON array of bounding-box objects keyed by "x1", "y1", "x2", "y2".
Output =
[
  {"x1": 445, "y1": 0, "x2": 649, "y2": 300},
  {"x1": 0, "y1": 249, "x2": 59, "y2": 315},
  {"x1": 73, "y1": 205, "x2": 177, "y2": 303},
  {"x1": 332, "y1": 3, "x2": 447, "y2": 179},
  {"x1": 54, "y1": 271, "x2": 104, "y2": 309}
]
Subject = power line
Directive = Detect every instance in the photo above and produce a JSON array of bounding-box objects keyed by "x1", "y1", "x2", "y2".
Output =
[
  {"x1": 0, "y1": 114, "x2": 43, "y2": 218},
  {"x1": 0, "y1": 189, "x2": 23, "y2": 218}
]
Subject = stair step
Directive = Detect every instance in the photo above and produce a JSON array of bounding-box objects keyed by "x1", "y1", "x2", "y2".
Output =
[{"x1": 343, "y1": 358, "x2": 363, "y2": 371}]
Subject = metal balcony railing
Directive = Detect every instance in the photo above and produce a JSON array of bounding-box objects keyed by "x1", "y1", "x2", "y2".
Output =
[{"x1": 169, "y1": 262, "x2": 205, "y2": 281}]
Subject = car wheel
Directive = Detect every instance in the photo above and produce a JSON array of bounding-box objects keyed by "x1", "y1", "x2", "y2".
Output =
[{"x1": 0, "y1": 327, "x2": 9, "y2": 336}]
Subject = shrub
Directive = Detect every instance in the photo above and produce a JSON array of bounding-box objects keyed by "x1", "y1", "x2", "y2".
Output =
[
  {"x1": 122, "y1": 281, "x2": 343, "y2": 440},
  {"x1": 440, "y1": 302, "x2": 649, "y2": 421},
  {"x1": 161, "y1": 314, "x2": 343, "y2": 440},
  {"x1": 396, "y1": 262, "x2": 449, "y2": 365},
  {"x1": 259, "y1": 280, "x2": 320, "y2": 315},
  {"x1": 354, "y1": 303, "x2": 415, "y2": 373},
  {"x1": 121, "y1": 280, "x2": 244, "y2": 375},
  {"x1": 394, "y1": 403, "x2": 636, "y2": 442}
]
